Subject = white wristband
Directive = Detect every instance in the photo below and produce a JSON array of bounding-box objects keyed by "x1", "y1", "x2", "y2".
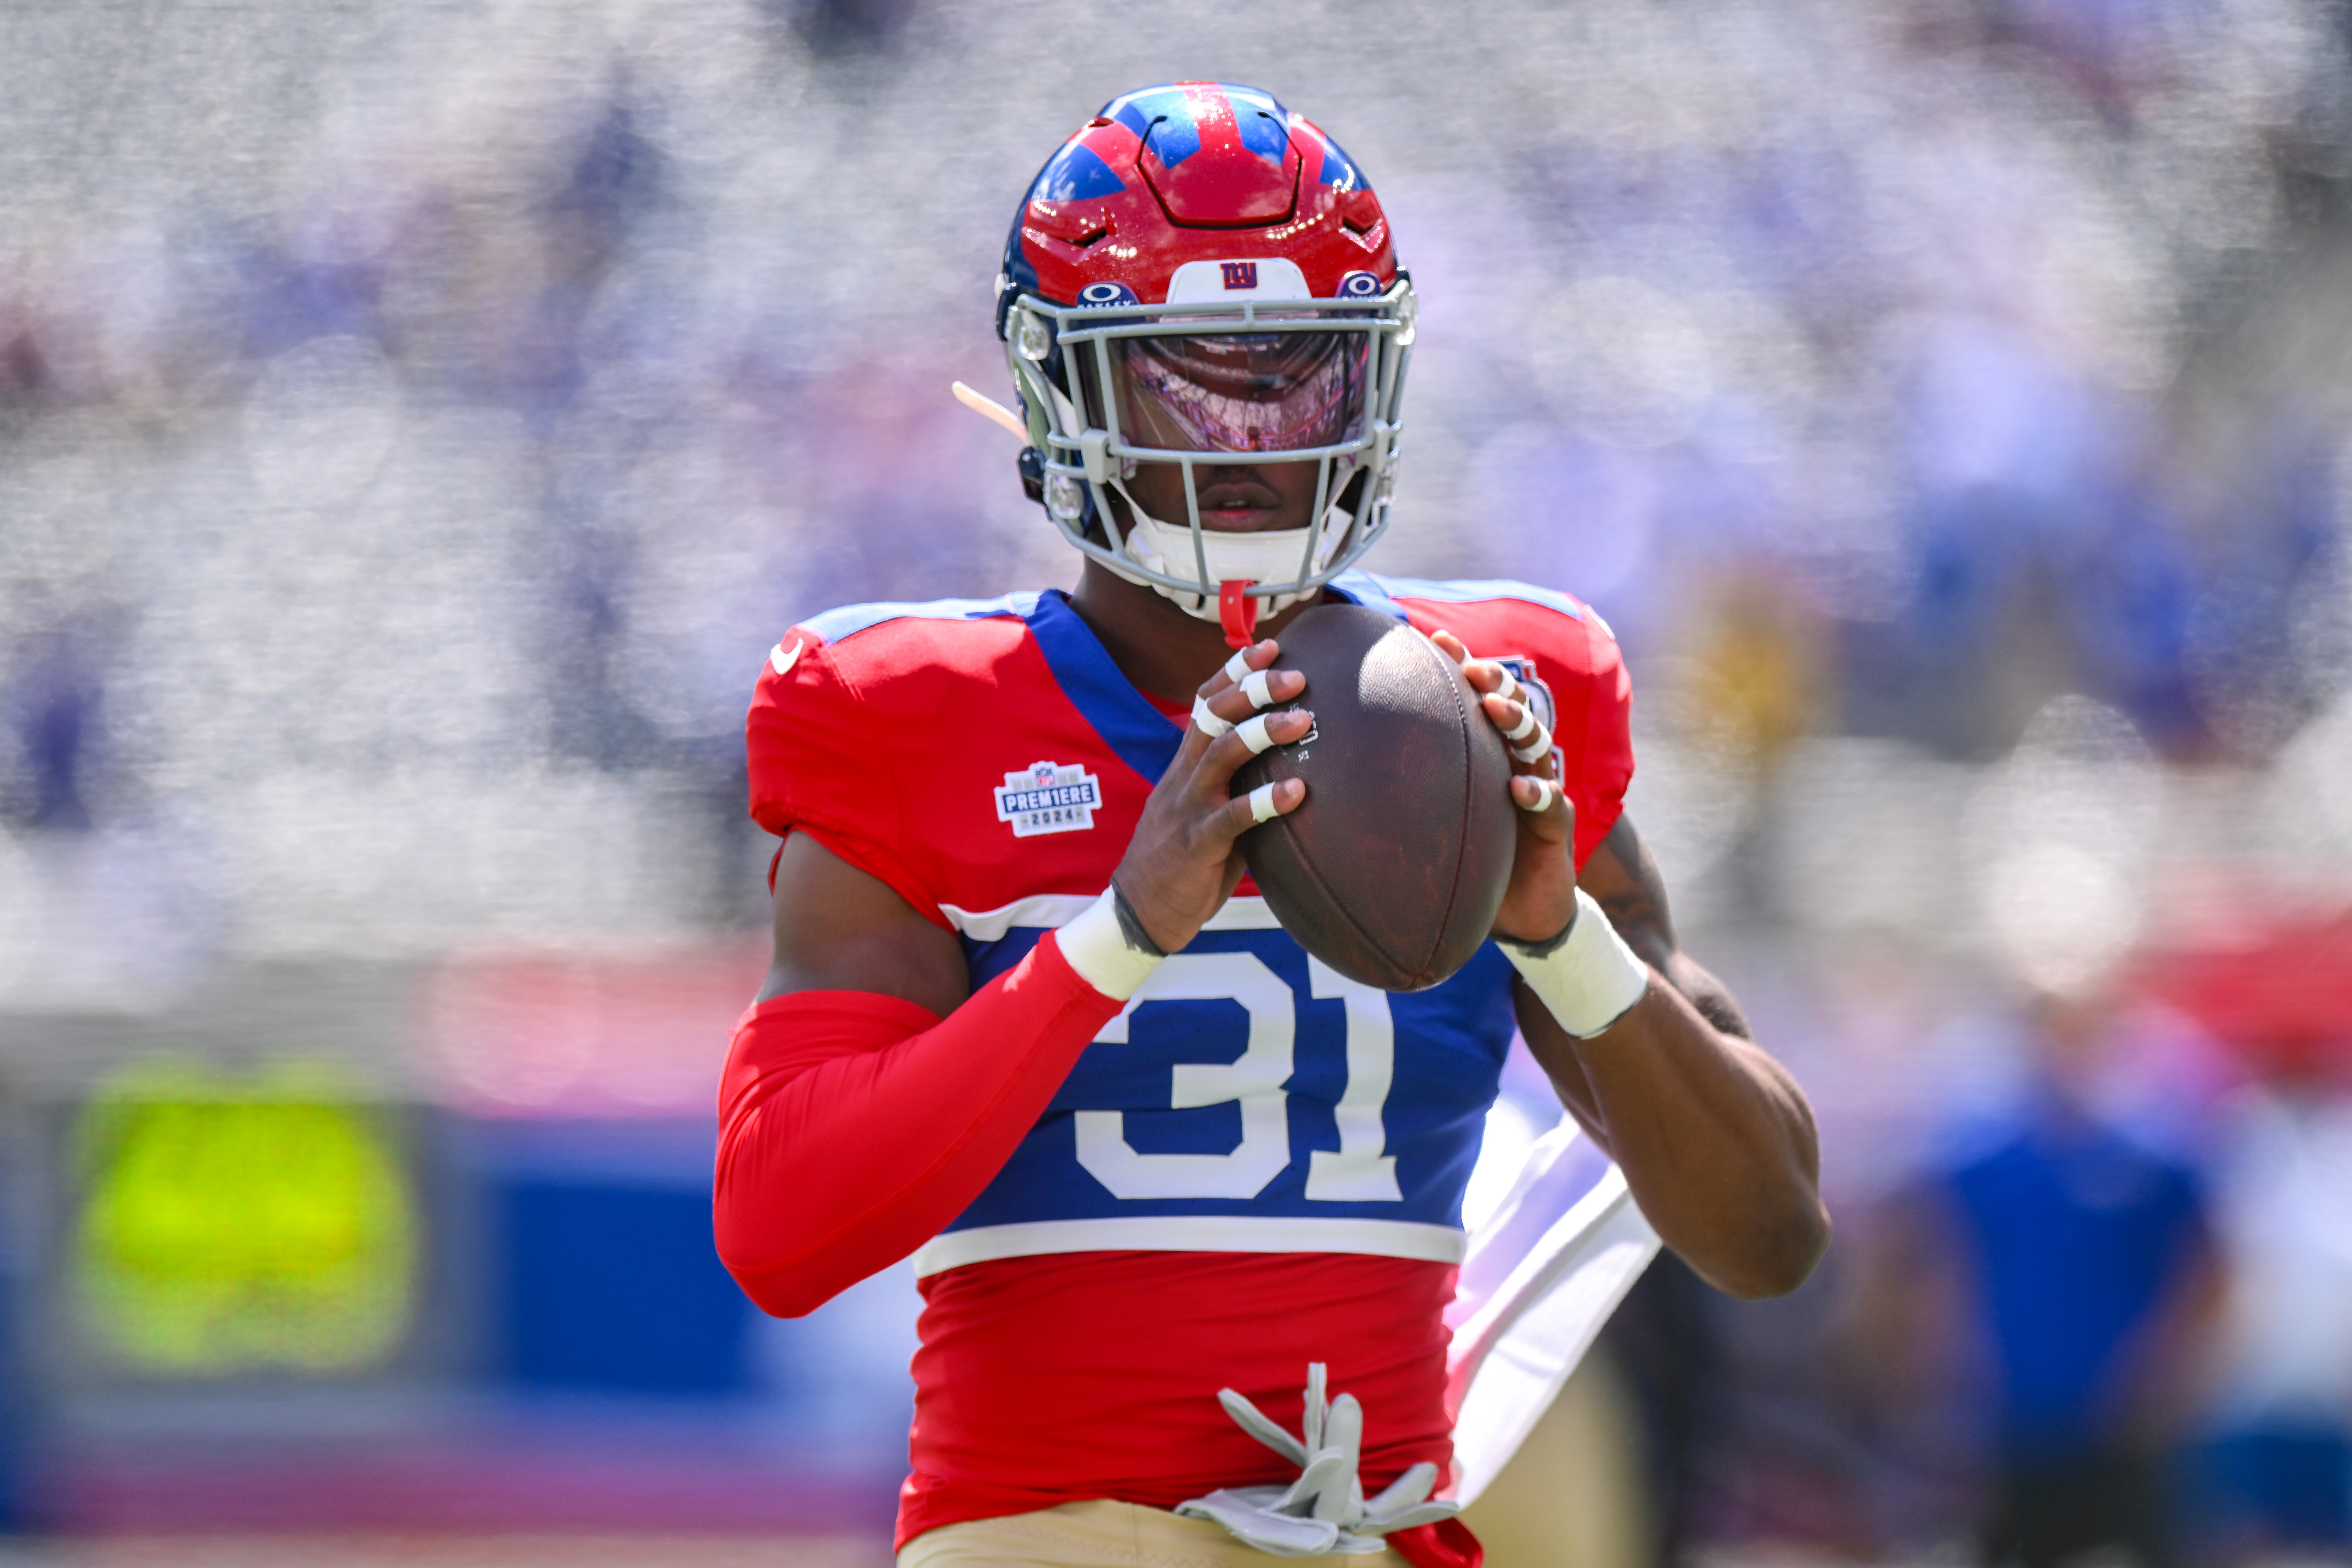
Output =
[
  {"x1": 1055, "y1": 888, "x2": 1164, "y2": 1001},
  {"x1": 1499, "y1": 887, "x2": 1648, "y2": 1038}
]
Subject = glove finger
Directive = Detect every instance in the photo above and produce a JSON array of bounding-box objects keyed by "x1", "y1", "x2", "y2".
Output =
[
  {"x1": 1325, "y1": 1393, "x2": 1363, "y2": 1469},
  {"x1": 1175, "y1": 1493, "x2": 1340, "y2": 1558},
  {"x1": 1307, "y1": 1395, "x2": 1364, "y2": 1523},
  {"x1": 1217, "y1": 1388, "x2": 1307, "y2": 1467},
  {"x1": 1355, "y1": 1501, "x2": 1463, "y2": 1535},
  {"x1": 1303, "y1": 1363, "x2": 1327, "y2": 1456},
  {"x1": 1362, "y1": 1461, "x2": 1437, "y2": 1519},
  {"x1": 1277, "y1": 1449, "x2": 1353, "y2": 1514}
]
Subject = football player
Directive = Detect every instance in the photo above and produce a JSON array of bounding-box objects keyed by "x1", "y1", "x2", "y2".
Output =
[{"x1": 714, "y1": 83, "x2": 1828, "y2": 1568}]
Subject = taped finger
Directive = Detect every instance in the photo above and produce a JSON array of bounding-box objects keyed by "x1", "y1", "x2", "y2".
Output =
[
  {"x1": 1491, "y1": 666, "x2": 1519, "y2": 704},
  {"x1": 1501, "y1": 702, "x2": 1538, "y2": 743},
  {"x1": 1238, "y1": 669, "x2": 1277, "y2": 710},
  {"x1": 1191, "y1": 694, "x2": 1235, "y2": 738},
  {"x1": 1247, "y1": 782, "x2": 1280, "y2": 824},
  {"x1": 1234, "y1": 713, "x2": 1278, "y2": 755},
  {"x1": 1515, "y1": 775, "x2": 1558, "y2": 814},
  {"x1": 1510, "y1": 721, "x2": 1554, "y2": 766},
  {"x1": 1221, "y1": 647, "x2": 1256, "y2": 684}
]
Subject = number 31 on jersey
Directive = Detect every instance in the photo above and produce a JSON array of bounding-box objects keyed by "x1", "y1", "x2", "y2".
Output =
[{"x1": 1072, "y1": 954, "x2": 1402, "y2": 1203}]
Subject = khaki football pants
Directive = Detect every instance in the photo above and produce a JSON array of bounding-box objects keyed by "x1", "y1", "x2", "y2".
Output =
[
  {"x1": 1456, "y1": 1348, "x2": 1649, "y2": 1568},
  {"x1": 896, "y1": 1498, "x2": 1412, "y2": 1567}
]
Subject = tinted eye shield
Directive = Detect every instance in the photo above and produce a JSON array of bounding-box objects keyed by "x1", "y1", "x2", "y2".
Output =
[
  {"x1": 1027, "y1": 290, "x2": 1412, "y2": 473},
  {"x1": 1103, "y1": 331, "x2": 1366, "y2": 455}
]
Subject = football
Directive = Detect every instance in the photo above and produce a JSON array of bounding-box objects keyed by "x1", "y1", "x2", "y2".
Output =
[{"x1": 1233, "y1": 603, "x2": 1518, "y2": 991}]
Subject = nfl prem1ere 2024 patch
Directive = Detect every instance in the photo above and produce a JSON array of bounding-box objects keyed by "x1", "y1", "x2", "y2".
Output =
[{"x1": 993, "y1": 761, "x2": 1104, "y2": 837}]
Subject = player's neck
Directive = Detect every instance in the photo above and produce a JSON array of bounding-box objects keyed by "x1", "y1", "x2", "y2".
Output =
[{"x1": 1068, "y1": 560, "x2": 1318, "y2": 707}]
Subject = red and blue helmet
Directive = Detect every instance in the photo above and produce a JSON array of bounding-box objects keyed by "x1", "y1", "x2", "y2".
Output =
[{"x1": 993, "y1": 84, "x2": 1417, "y2": 634}]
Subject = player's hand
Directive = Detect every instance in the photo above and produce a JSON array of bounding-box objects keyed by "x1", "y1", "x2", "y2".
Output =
[
  {"x1": 1429, "y1": 629, "x2": 1579, "y2": 945},
  {"x1": 1112, "y1": 640, "x2": 1311, "y2": 953}
]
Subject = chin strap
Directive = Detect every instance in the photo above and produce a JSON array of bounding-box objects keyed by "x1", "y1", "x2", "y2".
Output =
[{"x1": 1219, "y1": 581, "x2": 1261, "y2": 649}]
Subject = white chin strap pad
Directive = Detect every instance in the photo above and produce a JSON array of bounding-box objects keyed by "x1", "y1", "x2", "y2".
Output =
[{"x1": 1105, "y1": 477, "x2": 1356, "y2": 622}]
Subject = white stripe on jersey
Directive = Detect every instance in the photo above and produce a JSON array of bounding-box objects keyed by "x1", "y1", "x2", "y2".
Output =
[
  {"x1": 940, "y1": 893, "x2": 1286, "y2": 942},
  {"x1": 912, "y1": 1216, "x2": 1468, "y2": 1277}
]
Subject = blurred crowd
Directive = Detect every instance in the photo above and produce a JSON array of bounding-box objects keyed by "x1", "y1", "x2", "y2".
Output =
[{"x1": 4, "y1": 0, "x2": 2352, "y2": 1562}]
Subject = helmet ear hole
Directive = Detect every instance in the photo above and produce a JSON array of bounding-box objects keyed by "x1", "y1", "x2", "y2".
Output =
[{"x1": 1015, "y1": 311, "x2": 1054, "y2": 363}]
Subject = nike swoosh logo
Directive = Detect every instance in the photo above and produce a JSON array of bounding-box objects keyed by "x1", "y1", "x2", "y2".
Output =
[{"x1": 770, "y1": 638, "x2": 804, "y2": 675}]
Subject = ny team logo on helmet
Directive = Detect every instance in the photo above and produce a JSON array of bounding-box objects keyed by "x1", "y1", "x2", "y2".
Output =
[{"x1": 993, "y1": 83, "x2": 1417, "y2": 641}]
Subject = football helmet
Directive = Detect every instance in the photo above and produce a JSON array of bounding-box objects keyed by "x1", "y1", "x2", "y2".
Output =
[{"x1": 994, "y1": 82, "x2": 1416, "y2": 644}]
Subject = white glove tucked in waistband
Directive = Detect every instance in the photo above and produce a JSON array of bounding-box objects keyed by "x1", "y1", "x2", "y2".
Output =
[{"x1": 1175, "y1": 1363, "x2": 1461, "y2": 1558}]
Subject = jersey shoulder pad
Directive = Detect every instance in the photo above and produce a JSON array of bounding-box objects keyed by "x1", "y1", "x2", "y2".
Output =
[
  {"x1": 747, "y1": 592, "x2": 1044, "y2": 923},
  {"x1": 1341, "y1": 571, "x2": 1605, "y2": 632},
  {"x1": 773, "y1": 591, "x2": 1045, "y2": 709},
  {"x1": 794, "y1": 591, "x2": 1042, "y2": 648},
  {"x1": 1333, "y1": 571, "x2": 1631, "y2": 869}
]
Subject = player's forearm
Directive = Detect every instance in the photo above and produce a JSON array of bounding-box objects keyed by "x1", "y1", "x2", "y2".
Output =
[
  {"x1": 712, "y1": 932, "x2": 1125, "y2": 1317},
  {"x1": 1517, "y1": 982, "x2": 1828, "y2": 1298}
]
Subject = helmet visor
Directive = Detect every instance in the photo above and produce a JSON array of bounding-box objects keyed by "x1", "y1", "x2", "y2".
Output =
[{"x1": 1087, "y1": 330, "x2": 1370, "y2": 454}]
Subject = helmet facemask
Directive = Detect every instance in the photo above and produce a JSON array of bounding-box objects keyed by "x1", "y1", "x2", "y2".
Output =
[{"x1": 1004, "y1": 280, "x2": 1416, "y2": 637}]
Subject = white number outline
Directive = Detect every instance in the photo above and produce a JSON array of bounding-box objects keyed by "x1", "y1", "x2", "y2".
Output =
[
  {"x1": 1306, "y1": 958, "x2": 1403, "y2": 1201},
  {"x1": 1071, "y1": 951, "x2": 1400, "y2": 1203}
]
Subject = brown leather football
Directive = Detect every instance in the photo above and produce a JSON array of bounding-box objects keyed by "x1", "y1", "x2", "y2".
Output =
[{"x1": 1233, "y1": 602, "x2": 1517, "y2": 991}]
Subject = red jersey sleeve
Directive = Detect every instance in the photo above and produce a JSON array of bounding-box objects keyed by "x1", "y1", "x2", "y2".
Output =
[
  {"x1": 1390, "y1": 585, "x2": 1634, "y2": 871},
  {"x1": 714, "y1": 932, "x2": 1125, "y2": 1318},
  {"x1": 744, "y1": 629, "x2": 946, "y2": 929},
  {"x1": 1550, "y1": 609, "x2": 1634, "y2": 869}
]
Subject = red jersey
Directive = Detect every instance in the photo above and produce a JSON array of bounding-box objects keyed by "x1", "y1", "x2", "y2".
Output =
[{"x1": 738, "y1": 570, "x2": 1633, "y2": 1548}]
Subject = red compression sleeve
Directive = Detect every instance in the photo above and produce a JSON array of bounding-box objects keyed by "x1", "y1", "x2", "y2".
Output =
[{"x1": 712, "y1": 931, "x2": 1126, "y2": 1318}]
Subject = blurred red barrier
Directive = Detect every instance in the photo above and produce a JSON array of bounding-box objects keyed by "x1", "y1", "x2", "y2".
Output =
[
  {"x1": 2132, "y1": 904, "x2": 2352, "y2": 1081},
  {"x1": 416, "y1": 939, "x2": 768, "y2": 1117}
]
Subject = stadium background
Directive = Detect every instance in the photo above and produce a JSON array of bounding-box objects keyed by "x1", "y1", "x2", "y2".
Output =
[{"x1": 3, "y1": 0, "x2": 2352, "y2": 1561}]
